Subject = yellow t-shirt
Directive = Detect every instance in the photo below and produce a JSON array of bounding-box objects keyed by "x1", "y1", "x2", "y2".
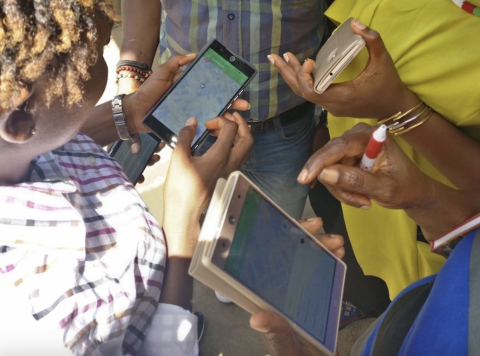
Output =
[{"x1": 325, "y1": 0, "x2": 480, "y2": 298}]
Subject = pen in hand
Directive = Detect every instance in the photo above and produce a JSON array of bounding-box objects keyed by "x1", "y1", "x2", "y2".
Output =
[{"x1": 359, "y1": 124, "x2": 387, "y2": 172}]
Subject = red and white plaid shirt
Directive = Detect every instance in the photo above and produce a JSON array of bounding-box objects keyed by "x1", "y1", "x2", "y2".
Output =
[{"x1": 0, "y1": 133, "x2": 166, "y2": 355}]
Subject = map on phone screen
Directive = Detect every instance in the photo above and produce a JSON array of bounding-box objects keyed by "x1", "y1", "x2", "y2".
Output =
[{"x1": 151, "y1": 48, "x2": 248, "y2": 141}]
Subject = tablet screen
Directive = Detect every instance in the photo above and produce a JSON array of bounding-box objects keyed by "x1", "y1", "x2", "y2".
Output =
[{"x1": 224, "y1": 187, "x2": 337, "y2": 343}]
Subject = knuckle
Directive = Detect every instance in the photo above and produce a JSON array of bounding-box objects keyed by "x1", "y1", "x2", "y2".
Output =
[
  {"x1": 327, "y1": 136, "x2": 349, "y2": 150},
  {"x1": 245, "y1": 133, "x2": 254, "y2": 147},
  {"x1": 340, "y1": 169, "x2": 366, "y2": 191},
  {"x1": 370, "y1": 30, "x2": 380, "y2": 41},
  {"x1": 178, "y1": 125, "x2": 195, "y2": 138}
]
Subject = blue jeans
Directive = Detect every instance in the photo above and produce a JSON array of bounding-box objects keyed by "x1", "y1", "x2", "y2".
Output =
[{"x1": 196, "y1": 102, "x2": 315, "y2": 219}]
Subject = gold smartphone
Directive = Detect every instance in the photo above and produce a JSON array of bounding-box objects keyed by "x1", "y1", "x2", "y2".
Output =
[{"x1": 313, "y1": 18, "x2": 365, "y2": 94}]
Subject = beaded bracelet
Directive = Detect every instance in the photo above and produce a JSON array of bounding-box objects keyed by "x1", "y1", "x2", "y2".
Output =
[
  {"x1": 115, "y1": 72, "x2": 146, "y2": 84},
  {"x1": 116, "y1": 65, "x2": 152, "y2": 78},
  {"x1": 387, "y1": 105, "x2": 429, "y2": 134},
  {"x1": 378, "y1": 101, "x2": 424, "y2": 125},
  {"x1": 393, "y1": 109, "x2": 433, "y2": 136},
  {"x1": 115, "y1": 60, "x2": 152, "y2": 73}
]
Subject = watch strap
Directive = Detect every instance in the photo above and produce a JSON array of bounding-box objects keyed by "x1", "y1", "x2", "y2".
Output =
[{"x1": 112, "y1": 94, "x2": 133, "y2": 140}]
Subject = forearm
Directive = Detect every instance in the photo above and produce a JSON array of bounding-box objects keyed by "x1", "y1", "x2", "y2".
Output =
[
  {"x1": 405, "y1": 178, "x2": 480, "y2": 241},
  {"x1": 159, "y1": 222, "x2": 200, "y2": 310},
  {"x1": 399, "y1": 110, "x2": 480, "y2": 190},
  {"x1": 120, "y1": 0, "x2": 161, "y2": 65},
  {"x1": 159, "y1": 257, "x2": 194, "y2": 310},
  {"x1": 80, "y1": 95, "x2": 144, "y2": 146}
]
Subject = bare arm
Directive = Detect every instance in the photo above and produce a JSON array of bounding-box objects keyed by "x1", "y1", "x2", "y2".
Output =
[
  {"x1": 160, "y1": 113, "x2": 253, "y2": 309},
  {"x1": 300, "y1": 123, "x2": 480, "y2": 241},
  {"x1": 80, "y1": 54, "x2": 197, "y2": 146},
  {"x1": 399, "y1": 112, "x2": 480, "y2": 190},
  {"x1": 118, "y1": 0, "x2": 162, "y2": 94},
  {"x1": 270, "y1": 19, "x2": 480, "y2": 191},
  {"x1": 120, "y1": 0, "x2": 161, "y2": 65}
]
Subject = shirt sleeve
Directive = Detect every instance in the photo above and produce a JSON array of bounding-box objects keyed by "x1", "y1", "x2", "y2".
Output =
[{"x1": 138, "y1": 303, "x2": 199, "y2": 356}]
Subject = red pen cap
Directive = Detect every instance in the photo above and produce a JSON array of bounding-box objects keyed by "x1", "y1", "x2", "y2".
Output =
[{"x1": 364, "y1": 125, "x2": 387, "y2": 159}]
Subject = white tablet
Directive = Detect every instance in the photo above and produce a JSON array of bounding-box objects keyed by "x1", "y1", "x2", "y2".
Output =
[{"x1": 204, "y1": 172, "x2": 346, "y2": 355}]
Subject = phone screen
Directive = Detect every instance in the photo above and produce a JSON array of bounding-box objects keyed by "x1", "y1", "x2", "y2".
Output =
[
  {"x1": 224, "y1": 187, "x2": 337, "y2": 343},
  {"x1": 109, "y1": 133, "x2": 160, "y2": 184},
  {"x1": 144, "y1": 39, "x2": 257, "y2": 150}
]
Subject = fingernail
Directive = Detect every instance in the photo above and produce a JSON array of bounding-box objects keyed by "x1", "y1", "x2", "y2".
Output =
[
  {"x1": 319, "y1": 168, "x2": 339, "y2": 184},
  {"x1": 186, "y1": 53, "x2": 196, "y2": 57},
  {"x1": 250, "y1": 324, "x2": 269, "y2": 333},
  {"x1": 307, "y1": 217, "x2": 322, "y2": 222},
  {"x1": 130, "y1": 143, "x2": 140, "y2": 155},
  {"x1": 283, "y1": 53, "x2": 289, "y2": 63},
  {"x1": 267, "y1": 55, "x2": 274, "y2": 65},
  {"x1": 361, "y1": 205, "x2": 370, "y2": 210},
  {"x1": 353, "y1": 19, "x2": 367, "y2": 30},
  {"x1": 247, "y1": 103, "x2": 251, "y2": 110},
  {"x1": 297, "y1": 168, "x2": 309, "y2": 182},
  {"x1": 185, "y1": 117, "x2": 196, "y2": 126}
]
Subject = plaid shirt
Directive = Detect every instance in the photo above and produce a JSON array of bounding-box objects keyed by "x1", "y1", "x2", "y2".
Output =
[
  {"x1": 159, "y1": 0, "x2": 327, "y2": 120},
  {"x1": 0, "y1": 134, "x2": 166, "y2": 355}
]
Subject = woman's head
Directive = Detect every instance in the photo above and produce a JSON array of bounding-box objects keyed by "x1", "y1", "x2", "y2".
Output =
[
  {"x1": 0, "y1": 0, "x2": 114, "y2": 117},
  {"x1": 0, "y1": 0, "x2": 114, "y2": 184}
]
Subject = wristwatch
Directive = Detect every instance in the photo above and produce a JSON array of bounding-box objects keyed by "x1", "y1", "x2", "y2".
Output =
[{"x1": 112, "y1": 94, "x2": 133, "y2": 140}]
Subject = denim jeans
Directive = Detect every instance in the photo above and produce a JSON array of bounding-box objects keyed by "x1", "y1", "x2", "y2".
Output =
[{"x1": 196, "y1": 102, "x2": 315, "y2": 219}]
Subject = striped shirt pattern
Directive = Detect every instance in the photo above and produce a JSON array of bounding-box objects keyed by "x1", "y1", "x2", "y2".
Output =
[
  {"x1": 159, "y1": 0, "x2": 327, "y2": 120},
  {"x1": 0, "y1": 134, "x2": 166, "y2": 355}
]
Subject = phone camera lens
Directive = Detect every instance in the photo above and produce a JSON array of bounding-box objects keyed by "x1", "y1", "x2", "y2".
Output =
[
  {"x1": 229, "y1": 216, "x2": 236, "y2": 224},
  {"x1": 300, "y1": 238, "x2": 305, "y2": 244},
  {"x1": 237, "y1": 194, "x2": 241, "y2": 199},
  {"x1": 229, "y1": 56, "x2": 236, "y2": 62}
]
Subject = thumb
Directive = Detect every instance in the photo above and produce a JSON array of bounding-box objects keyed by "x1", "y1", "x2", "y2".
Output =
[
  {"x1": 127, "y1": 133, "x2": 141, "y2": 155},
  {"x1": 350, "y1": 18, "x2": 389, "y2": 63},
  {"x1": 173, "y1": 117, "x2": 197, "y2": 158},
  {"x1": 250, "y1": 311, "x2": 304, "y2": 356}
]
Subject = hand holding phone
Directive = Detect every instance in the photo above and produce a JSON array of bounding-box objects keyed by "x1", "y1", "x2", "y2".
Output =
[
  {"x1": 143, "y1": 39, "x2": 257, "y2": 153},
  {"x1": 313, "y1": 17, "x2": 365, "y2": 94}
]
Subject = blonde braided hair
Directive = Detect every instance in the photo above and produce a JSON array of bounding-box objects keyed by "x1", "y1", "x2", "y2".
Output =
[{"x1": 0, "y1": 0, "x2": 114, "y2": 118}]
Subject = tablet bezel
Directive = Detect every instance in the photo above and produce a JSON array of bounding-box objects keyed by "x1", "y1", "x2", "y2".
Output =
[{"x1": 211, "y1": 173, "x2": 345, "y2": 355}]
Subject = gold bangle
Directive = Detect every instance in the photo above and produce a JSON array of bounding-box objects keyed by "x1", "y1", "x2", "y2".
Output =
[
  {"x1": 393, "y1": 109, "x2": 433, "y2": 136},
  {"x1": 378, "y1": 101, "x2": 424, "y2": 124},
  {"x1": 388, "y1": 105, "x2": 429, "y2": 134}
]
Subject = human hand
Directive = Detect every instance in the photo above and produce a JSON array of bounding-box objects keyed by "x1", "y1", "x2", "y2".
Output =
[
  {"x1": 297, "y1": 123, "x2": 434, "y2": 210},
  {"x1": 250, "y1": 310, "x2": 330, "y2": 356},
  {"x1": 162, "y1": 112, "x2": 253, "y2": 257},
  {"x1": 122, "y1": 54, "x2": 197, "y2": 136},
  {"x1": 297, "y1": 217, "x2": 345, "y2": 259},
  {"x1": 123, "y1": 54, "x2": 250, "y2": 136},
  {"x1": 268, "y1": 19, "x2": 419, "y2": 119},
  {"x1": 121, "y1": 54, "x2": 250, "y2": 154}
]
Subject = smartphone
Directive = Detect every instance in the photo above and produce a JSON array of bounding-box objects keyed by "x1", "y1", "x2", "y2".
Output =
[
  {"x1": 143, "y1": 38, "x2": 258, "y2": 152},
  {"x1": 194, "y1": 172, "x2": 346, "y2": 355},
  {"x1": 313, "y1": 17, "x2": 365, "y2": 94},
  {"x1": 108, "y1": 133, "x2": 161, "y2": 185}
]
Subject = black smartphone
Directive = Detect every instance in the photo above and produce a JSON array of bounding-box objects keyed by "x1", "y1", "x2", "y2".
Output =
[
  {"x1": 142, "y1": 38, "x2": 258, "y2": 152},
  {"x1": 108, "y1": 133, "x2": 161, "y2": 185}
]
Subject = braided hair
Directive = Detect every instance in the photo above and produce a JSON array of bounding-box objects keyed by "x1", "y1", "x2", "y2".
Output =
[{"x1": 0, "y1": 0, "x2": 114, "y2": 118}]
